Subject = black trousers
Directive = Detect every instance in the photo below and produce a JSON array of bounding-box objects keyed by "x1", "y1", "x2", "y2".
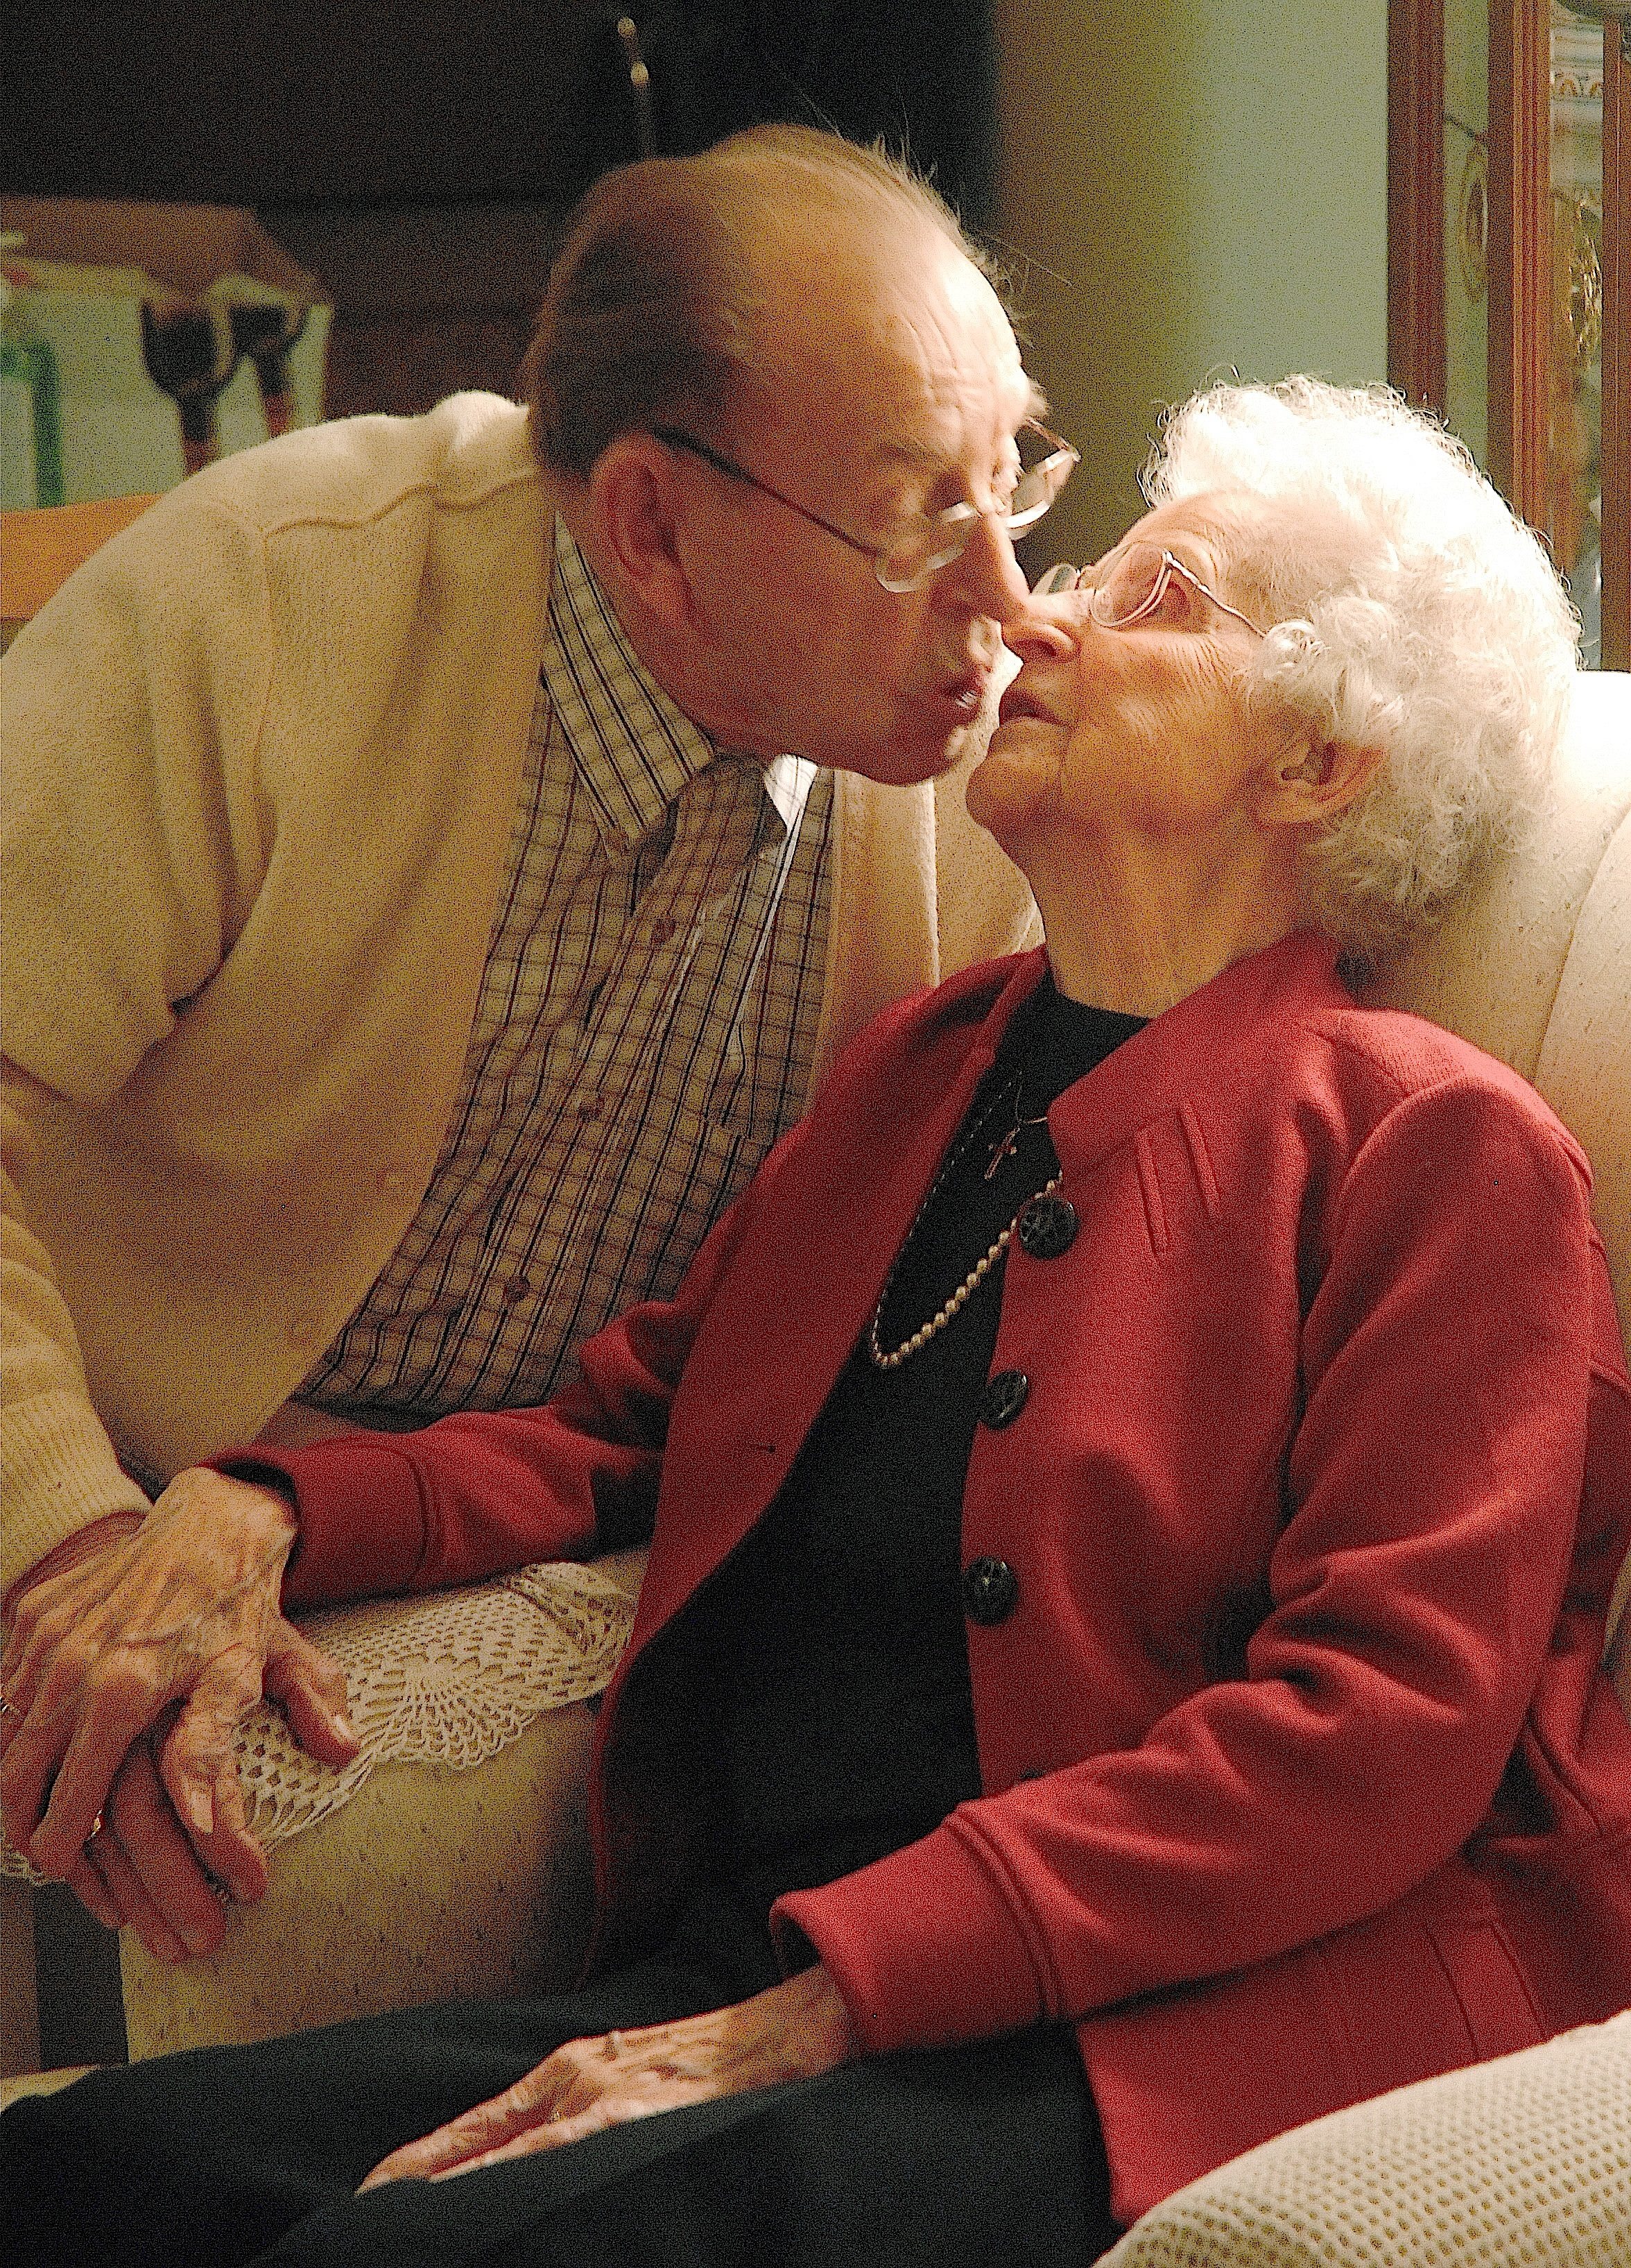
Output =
[{"x1": 0, "y1": 1895, "x2": 1121, "y2": 2268}]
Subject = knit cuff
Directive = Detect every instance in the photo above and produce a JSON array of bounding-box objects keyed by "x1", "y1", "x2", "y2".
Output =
[{"x1": 0, "y1": 1388, "x2": 150, "y2": 1602}]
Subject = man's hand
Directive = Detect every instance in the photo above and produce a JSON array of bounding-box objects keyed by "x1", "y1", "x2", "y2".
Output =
[
  {"x1": 358, "y1": 1964, "x2": 856, "y2": 2190},
  {"x1": 0, "y1": 1467, "x2": 358, "y2": 1958}
]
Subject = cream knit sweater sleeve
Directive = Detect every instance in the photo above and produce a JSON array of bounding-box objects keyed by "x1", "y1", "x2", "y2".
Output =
[
  {"x1": 3, "y1": 488, "x2": 284, "y2": 1585},
  {"x1": 1, "y1": 400, "x2": 551, "y2": 1597}
]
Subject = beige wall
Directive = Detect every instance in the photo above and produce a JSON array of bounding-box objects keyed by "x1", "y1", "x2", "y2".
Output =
[{"x1": 996, "y1": 0, "x2": 1389, "y2": 566}]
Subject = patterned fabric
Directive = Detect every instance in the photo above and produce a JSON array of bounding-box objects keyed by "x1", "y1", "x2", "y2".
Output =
[{"x1": 301, "y1": 519, "x2": 832, "y2": 1418}]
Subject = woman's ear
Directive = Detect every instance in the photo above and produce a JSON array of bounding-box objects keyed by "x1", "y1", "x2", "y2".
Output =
[
  {"x1": 585, "y1": 435, "x2": 697, "y2": 632},
  {"x1": 1256, "y1": 734, "x2": 1384, "y2": 827}
]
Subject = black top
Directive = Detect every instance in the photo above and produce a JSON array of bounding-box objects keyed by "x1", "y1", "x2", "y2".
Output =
[{"x1": 685, "y1": 971, "x2": 1148, "y2": 1921}]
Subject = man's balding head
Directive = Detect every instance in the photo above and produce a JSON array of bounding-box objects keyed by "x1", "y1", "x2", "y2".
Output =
[
  {"x1": 530, "y1": 124, "x2": 1044, "y2": 788},
  {"x1": 521, "y1": 125, "x2": 1004, "y2": 481}
]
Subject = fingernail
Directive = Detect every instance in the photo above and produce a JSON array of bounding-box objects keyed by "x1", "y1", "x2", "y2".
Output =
[{"x1": 186, "y1": 1785, "x2": 214, "y2": 1836}]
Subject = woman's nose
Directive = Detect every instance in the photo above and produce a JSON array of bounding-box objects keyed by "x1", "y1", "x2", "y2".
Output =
[{"x1": 1001, "y1": 602, "x2": 1080, "y2": 667}]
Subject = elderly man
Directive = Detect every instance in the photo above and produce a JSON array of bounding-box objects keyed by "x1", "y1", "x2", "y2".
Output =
[{"x1": 0, "y1": 126, "x2": 1062, "y2": 1958}]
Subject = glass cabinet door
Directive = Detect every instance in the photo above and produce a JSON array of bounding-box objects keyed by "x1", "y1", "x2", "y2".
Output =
[
  {"x1": 1391, "y1": 0, "x2": 1628, "y2": 669},
  {"x1": 1548, "y1": 8, "x2": 1607, "y2": 661},
  {"x1": 1444, "y1": 0, "x2": 1491, "y2": 468}
]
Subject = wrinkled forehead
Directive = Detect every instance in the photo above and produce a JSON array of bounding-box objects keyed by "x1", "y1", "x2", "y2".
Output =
[
  {"x1": 1110, "y1": 491, "x2": 1273, "y2": 591},
  {"x1": 750, "y1": 219, "x2": 1036, "y2": 466}
]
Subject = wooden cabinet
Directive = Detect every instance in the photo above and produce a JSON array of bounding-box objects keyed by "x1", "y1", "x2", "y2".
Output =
[{"x1": 1390, "y1": 1, "x2": 1628, "y2": 667}]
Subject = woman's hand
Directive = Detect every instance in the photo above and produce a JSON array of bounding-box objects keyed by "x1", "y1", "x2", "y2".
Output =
[
  {"x1": 358, "y1": 1964, "x2": 856, "y2": 2190},
  {"x1": 0, "y1": 1467, "x2": 358, "y2": 1955}
]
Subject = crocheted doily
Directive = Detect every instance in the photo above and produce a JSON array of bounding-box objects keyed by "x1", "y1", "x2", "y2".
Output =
[{"x1": 1, "y1": 1561, "x2": 636, "y2": 1884}]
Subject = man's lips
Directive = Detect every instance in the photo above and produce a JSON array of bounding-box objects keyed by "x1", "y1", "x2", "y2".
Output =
[{"x1": 935, "y1": 669, "x2": 990, "y2": 719}]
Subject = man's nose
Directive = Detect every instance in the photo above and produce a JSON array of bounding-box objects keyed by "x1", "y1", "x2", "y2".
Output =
[{"x1": 940, "y1": 513, "x2": 1032, "y2": 620}]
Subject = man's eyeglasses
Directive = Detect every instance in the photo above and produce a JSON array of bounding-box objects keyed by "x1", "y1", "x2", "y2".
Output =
[
  {"x1": 651, "y1": 420, "x2": 1079, "y2": 594},
  {"x1": 1039, "y1": 544, "x2": 1265, "y2": 637}
]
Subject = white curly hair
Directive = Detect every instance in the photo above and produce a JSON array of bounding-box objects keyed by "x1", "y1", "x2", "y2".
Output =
[{"x1": 1144, "y1": 377, "x2": 1580, "y2": 964}]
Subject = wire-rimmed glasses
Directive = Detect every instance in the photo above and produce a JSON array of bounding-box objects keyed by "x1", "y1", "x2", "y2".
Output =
[
  {"x1": 651, "y1": 420, "x2": 1080, "y2": 594},
  {"x1": 1037, "y1": 544, "x2": 1266, "y2": 637}
]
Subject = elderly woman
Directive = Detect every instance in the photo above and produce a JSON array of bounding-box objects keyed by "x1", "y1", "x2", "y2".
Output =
[{"x1": 5, "y1": 377, "x2": 1630, "y2": 2267}]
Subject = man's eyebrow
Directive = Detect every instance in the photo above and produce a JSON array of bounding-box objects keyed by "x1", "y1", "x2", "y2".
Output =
[
  {"x1": 871, "y1": 394, "x2": 1053, "y2": 471},
  {"x1": 872, "y1": 439, "x2": 951, "y2": 470}
]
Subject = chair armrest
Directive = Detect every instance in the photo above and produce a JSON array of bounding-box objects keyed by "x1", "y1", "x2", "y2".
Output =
[
  {"x1": 3, "y1": 1557, "x2": 639, "y2": 2057},
  {"x1": 1101, "y1": 2012, "x2": 1631, "y2": 2265}
]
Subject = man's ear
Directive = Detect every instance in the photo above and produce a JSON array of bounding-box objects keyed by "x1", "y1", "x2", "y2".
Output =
[
  {"x1": 1255, "y1": 733, "x2": 1384, "y2": 827},
  {"x1": 585, "y1": 435, "x2": 697, "y2": 632}
]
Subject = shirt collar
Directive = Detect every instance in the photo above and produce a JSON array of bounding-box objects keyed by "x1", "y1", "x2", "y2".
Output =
[
  {"x1": 759, "y1": 753, "x2": 819, "y2": 847},
  {"x1": 542, "y1": 516, "x2": 725, "y2": 846}
]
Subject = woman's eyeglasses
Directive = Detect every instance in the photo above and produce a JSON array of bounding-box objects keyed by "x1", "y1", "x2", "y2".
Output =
[{"x1": 1036, "y1": 544, "x2": 1266, "y2": 637}]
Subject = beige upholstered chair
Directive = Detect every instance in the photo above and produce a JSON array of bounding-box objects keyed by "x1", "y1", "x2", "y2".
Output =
[
  {"x1": 66, "y1": 668, "x2": 1631, "y2": 2265},
  {"x1": 96, "y1": 669, "x2": 1631, "y2": 2059},
  {"x1": 117, "y1": 670, "x2": 1631, "y2": 2268},
  {"x1": 1099, "y1": 2008, "x2": 1631, "y2": 2265}
]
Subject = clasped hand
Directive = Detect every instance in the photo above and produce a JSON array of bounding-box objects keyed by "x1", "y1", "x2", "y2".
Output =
[
  {"x1": 0, "y1": 1467, "x2": 357, "y2": 1960},
  {"x1": 359, "y1": 1963, "x2": 856, "y2": 2190}
]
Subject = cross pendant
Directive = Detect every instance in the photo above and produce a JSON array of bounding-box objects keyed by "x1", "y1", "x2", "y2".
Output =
[{"x1": 985, "y1": 1128, "x2": 1020, "y2": 1180}]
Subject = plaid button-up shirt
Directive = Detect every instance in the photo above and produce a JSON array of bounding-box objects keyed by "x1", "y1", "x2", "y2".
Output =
[{"x1": 300, "y1": 519, "x2": 833, "y2": 1420}]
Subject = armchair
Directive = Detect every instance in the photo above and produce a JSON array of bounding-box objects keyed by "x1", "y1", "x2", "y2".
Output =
[
  {"x1": 96, "y1": 669, "x2": 1631, "y2": 2047},
  {"x1": 128, "y1": 669, "x2": 1631, "y2": 2267}
]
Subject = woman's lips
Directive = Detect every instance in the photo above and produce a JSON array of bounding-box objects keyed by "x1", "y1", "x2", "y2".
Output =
[{"x1": 997, "y1": 680, "x2": 1055, "y2": 725}]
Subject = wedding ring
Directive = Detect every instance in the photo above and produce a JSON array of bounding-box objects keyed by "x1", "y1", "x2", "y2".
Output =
[{"x1": 604, "y1": 2029, "x2": 625, "y2": 2061}]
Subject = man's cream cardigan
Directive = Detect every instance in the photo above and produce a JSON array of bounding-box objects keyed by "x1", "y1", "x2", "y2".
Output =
[{"x1": 0, "y1": 393, "x2": 1037, "y2": 1598}]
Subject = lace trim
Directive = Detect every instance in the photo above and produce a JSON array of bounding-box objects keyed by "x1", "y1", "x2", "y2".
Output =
[{"x1": 0, "y1": 1561, "x2": 636, "y2": 1884}]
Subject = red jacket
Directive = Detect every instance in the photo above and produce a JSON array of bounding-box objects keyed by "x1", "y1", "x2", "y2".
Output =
[{"x1": 263, "y1": 933, "x2": 1631, "y2": 2224}]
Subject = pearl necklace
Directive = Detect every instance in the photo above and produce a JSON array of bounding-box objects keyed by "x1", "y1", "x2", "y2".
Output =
[{"x1": 867, "y1": 1073, "x2": 1061, "y2": 1370}]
